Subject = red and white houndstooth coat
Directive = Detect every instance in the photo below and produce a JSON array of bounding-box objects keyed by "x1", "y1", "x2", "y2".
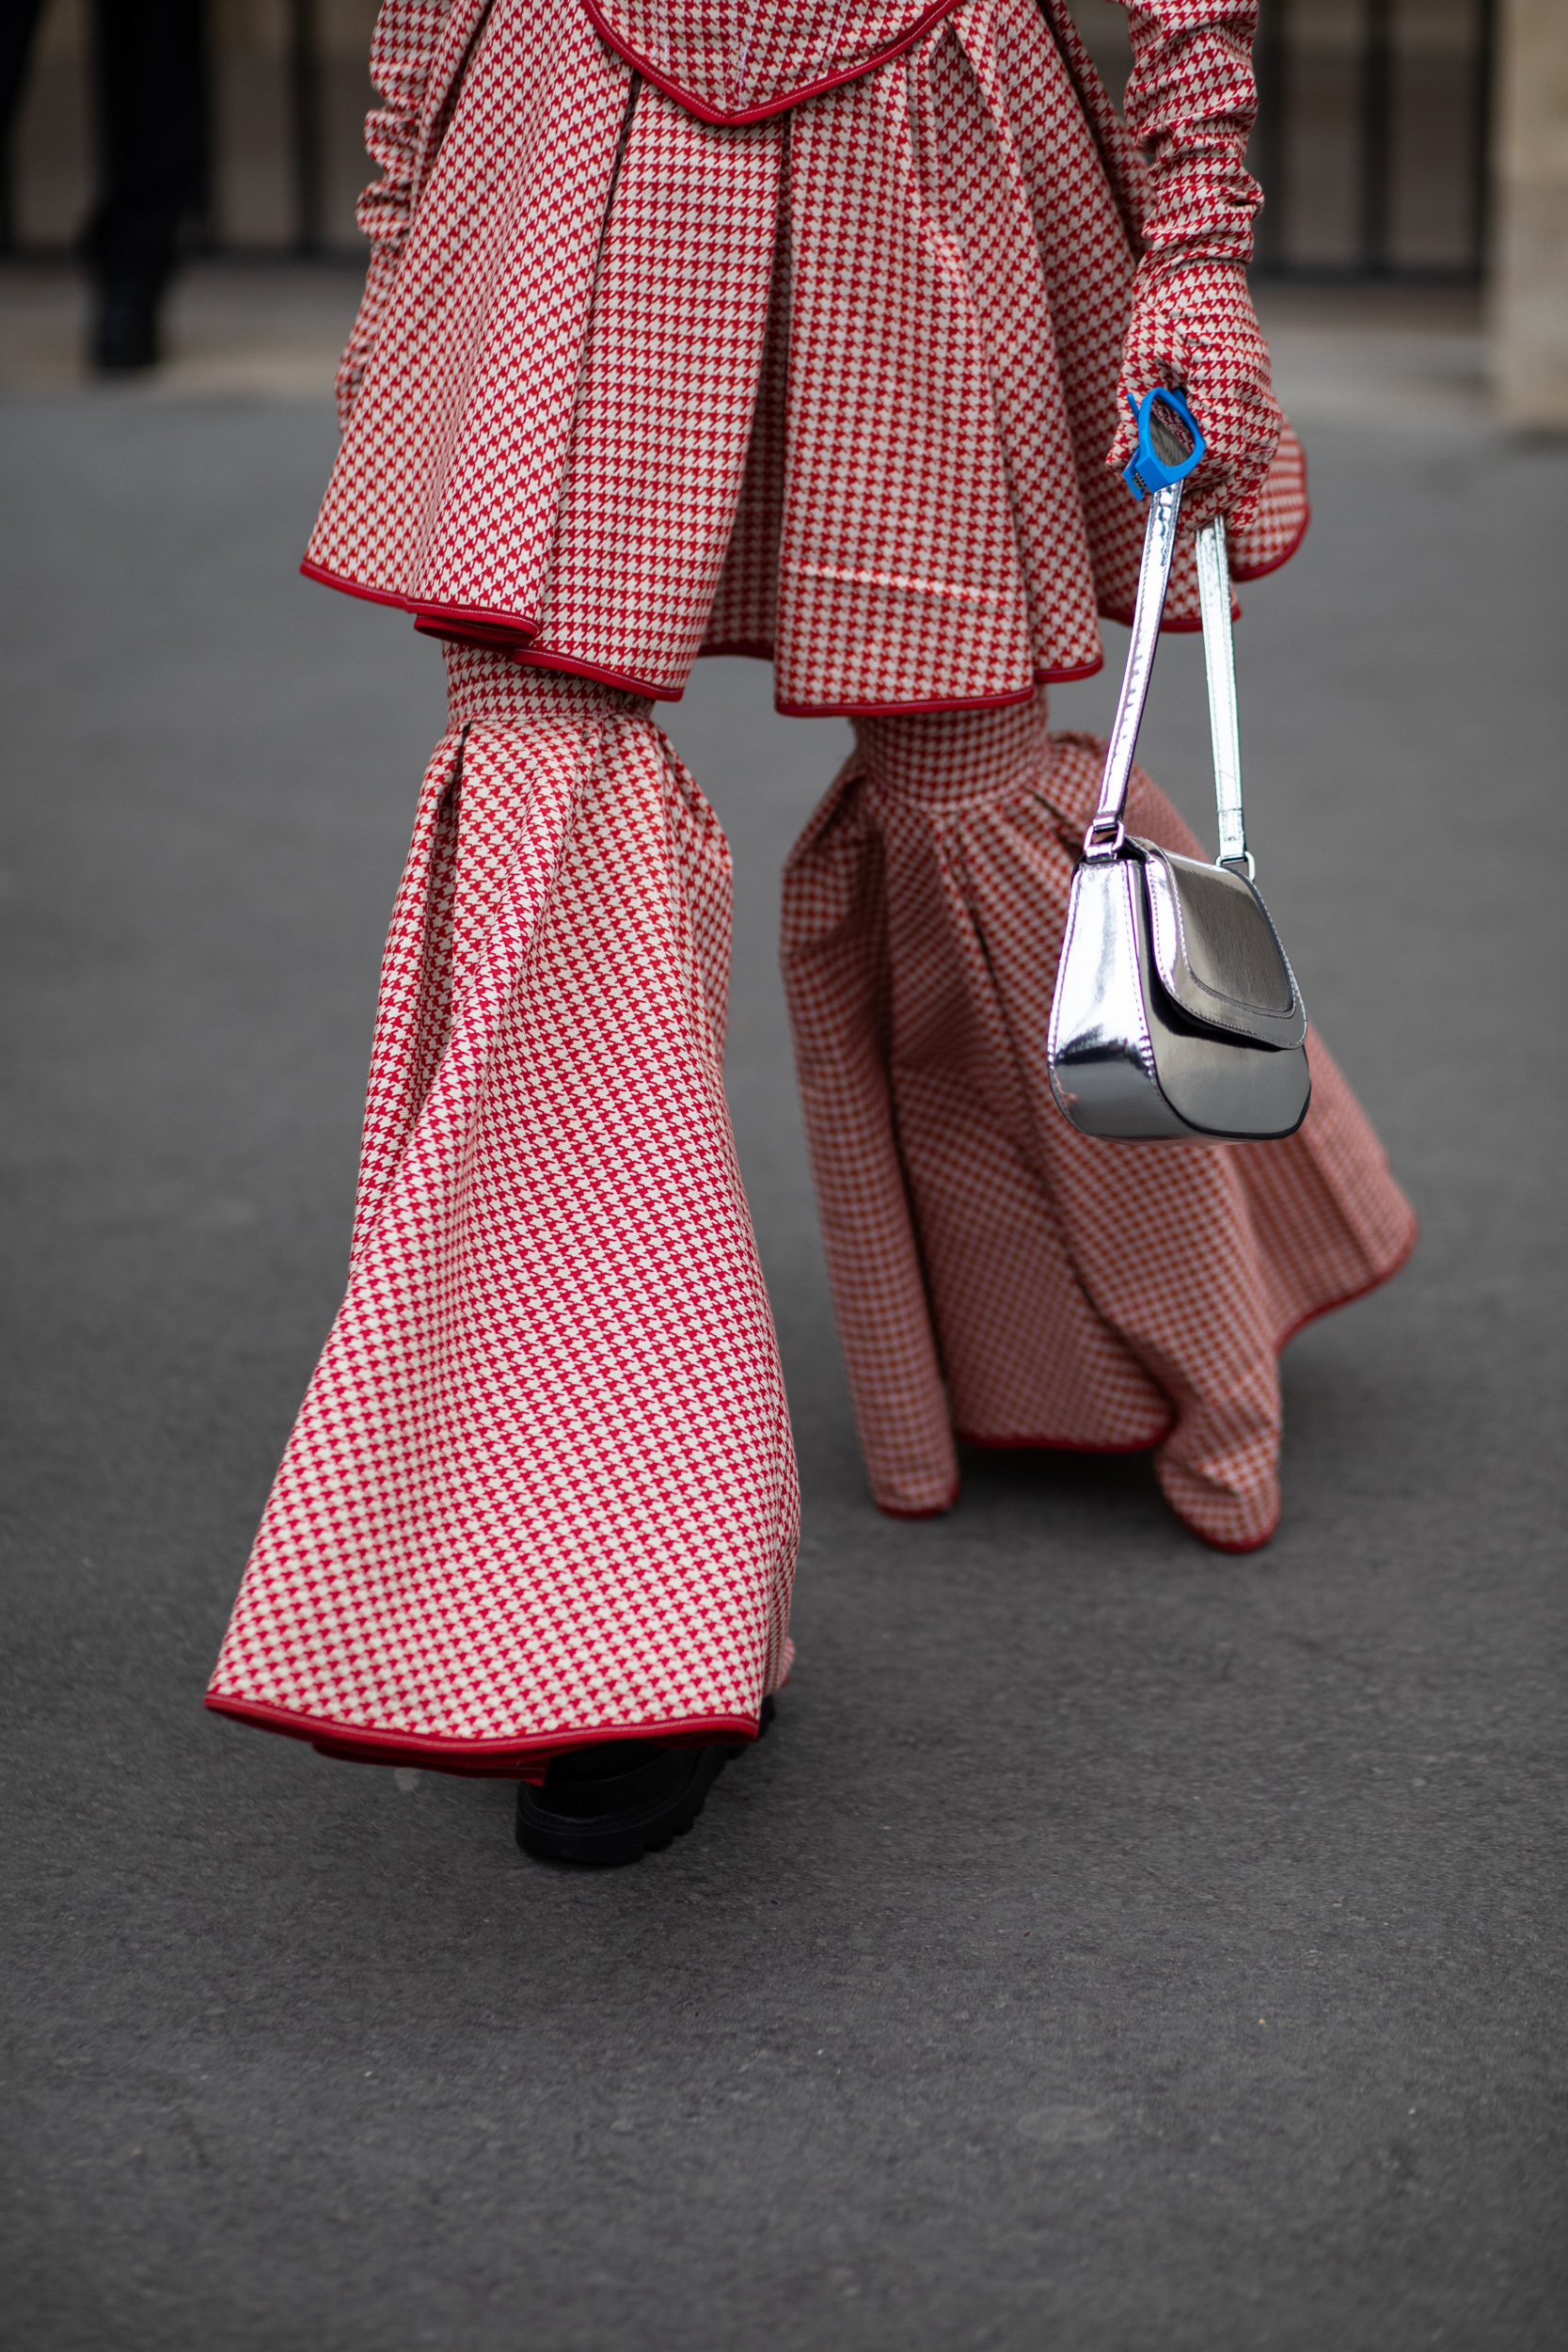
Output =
[
  {"x1": 301, "y1": 0, "x2": 1309, "y2": 709},
  {"x1": 207, "y1": 0, "x2": 1414, "y2": 1775}
]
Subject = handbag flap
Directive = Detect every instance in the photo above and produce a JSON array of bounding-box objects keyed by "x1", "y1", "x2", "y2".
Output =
[{"x1": 1131, "y1": 843, "x2": 1307, "y2": 1049}]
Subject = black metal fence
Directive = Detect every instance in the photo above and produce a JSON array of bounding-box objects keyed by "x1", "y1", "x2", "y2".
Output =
[
  {"x1": 1249, "y1": 0, "x2": 1494, "y2": 281},
  {"x1": 0, "y1": 0, "x2": 376, "y2": 262},
  {"x1": 6, "y1": 0, "x2": 1497, "y2": 280},
  {"x1": 286, "y1": 0, "x2": 327, "y2": 255}
]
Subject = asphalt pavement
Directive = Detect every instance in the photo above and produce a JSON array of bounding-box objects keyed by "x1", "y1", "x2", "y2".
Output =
[{"x1": 2, "y1": 287, "x2": 1564, "y2": 2351}]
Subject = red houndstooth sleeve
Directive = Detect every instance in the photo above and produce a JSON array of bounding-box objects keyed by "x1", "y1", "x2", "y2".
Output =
[
  {"x1": 335, "y1": 0, "x2": 448, "y2": 432},
  {"x1": 1108, "y1": 0, "x2": 1284, "y2": 533},
  {"x1": 1122, "y1": 0, "x2": 1261, "y2": 271}
]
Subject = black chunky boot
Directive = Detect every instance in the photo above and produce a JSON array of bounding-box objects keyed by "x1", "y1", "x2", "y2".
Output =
[{"x1": 515, "y1": 1696, "x2": 774, "y2": 1866}]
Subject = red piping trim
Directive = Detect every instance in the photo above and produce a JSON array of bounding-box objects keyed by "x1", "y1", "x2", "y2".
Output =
[
  {"x1": 300, "y1": 559, "x2": 544, "y2": 644},
  {"x1": 413, "y1": 617, "x2": 535, "y2": 653},
  {"x1": 775, "y1": 683, "x2": 1038, "y2": 719},
  {"x1": 1230, "y1": 500, "x2": 1312, "y2": 584},
  {"x1": 299, "y1": 557, "x2": 414, "y2": 613},
  {"x1": 1095, "y1": 499, "x2": 1312, "y2": 628},
  {"x1": 204, "y1": 1690, "x2": 764, "y2": 1774},
  {"x1": 302, "y1": 545, "x2": 1305, "y2": 679},
  {"x1": 872, "y1": 1215, "x2": 1418, "y2": 1542},
  {"x1": 507, "y1": 646, "x2": 680, "y2": 700},
  {"x1": 511, "y1": 657, "x2": 1101, "y2": 711},
  {"x1": 1196, "y1": 1518, "x2": 1279, "y2": 1556},
  {"x1": 411, "y1": 598, "x2": 539, "y2": 638},
  {"x1": 580, "y1": 0, "x2": 963, "y2": 123},
  {"x1": 1270, "y1": 1213, "x2": 1418, "y2": 1353},
  {"x1": 303, "y1": 569, "x2": 1102, "y2": 710},
  {"x1": 703, "y1": 654, "x2": 1105, "y2": 704},
  {"x1": 874, "y1": 1485, "x2": 961, "y2": 1520},
  {"x1": 208, "y1": 1239, "x2": 1416, "y2": 1751}
]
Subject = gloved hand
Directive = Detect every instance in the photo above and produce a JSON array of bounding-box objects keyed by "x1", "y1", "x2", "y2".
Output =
[
  {"x1": 1109, "y1": 259, "x2": 1284, "y2": 533},
  {"x1": 1107, "y1": 2, "x2": 1283, "y2": 532}
]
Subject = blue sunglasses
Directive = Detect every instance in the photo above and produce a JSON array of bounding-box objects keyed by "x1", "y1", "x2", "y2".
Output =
[{"x1": 1121, "y1": 385, "x2": 1207, "y2": 500}]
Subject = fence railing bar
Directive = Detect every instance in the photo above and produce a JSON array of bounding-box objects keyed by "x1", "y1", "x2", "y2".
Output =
[
  {"x1": 0, "y1": 0, "x2": 1497, "y2": 285},
  {"x1": 288, "y1": 0, "x2": 324, "y2": 258},
  {"x1": 1251, "y1": 0, "x2": 1288, "y2": 273},
  {"x1": 1359, "y1": 0, "x2": 1393, "y2": 278},
  {"x1": 1470, "y1": 0, "x2": 1496, "y2": 273}
]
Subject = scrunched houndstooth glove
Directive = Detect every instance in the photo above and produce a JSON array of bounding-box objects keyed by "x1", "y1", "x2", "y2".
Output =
[
  {"x1": 1107, "y1": 1, "x2": 1285, "y2": 534},
  {"x1": 1110, "y1": 261, "x2": 1285, "y2": 533},
  {"x1": 335, "y1": 0, "x2": 445, "y2": 434}
]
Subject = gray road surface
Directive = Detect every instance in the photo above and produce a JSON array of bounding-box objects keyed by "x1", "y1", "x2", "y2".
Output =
[{"x1": 1, "y1": 366, "x2": 1564, "y2": 2352}]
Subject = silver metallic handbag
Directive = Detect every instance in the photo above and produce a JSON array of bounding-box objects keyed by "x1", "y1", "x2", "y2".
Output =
[{"x1": 1047, "y1": 389, "x2": 1311, "y2": 1143}]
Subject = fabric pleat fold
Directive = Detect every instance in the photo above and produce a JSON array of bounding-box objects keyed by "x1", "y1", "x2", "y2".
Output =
[
  {"x1": 305, "y1": 0, "x2": 1308, "y2": 710},
  {"x1": 781, "y1": 698, "x2": 1417, "y2": 1549},
  {"x1": 207, "y1": 653, "x2": 798, "y2": 1769}
]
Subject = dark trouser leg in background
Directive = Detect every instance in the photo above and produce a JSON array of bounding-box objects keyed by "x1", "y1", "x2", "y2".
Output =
[{"x1": 86, "y1": 0, "x2": 207, "y2": 370}]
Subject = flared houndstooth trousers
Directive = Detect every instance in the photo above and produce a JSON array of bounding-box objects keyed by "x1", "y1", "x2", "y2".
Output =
[{"x1": 208, "y1": 648, "x2": 1413, "y2": 1770}]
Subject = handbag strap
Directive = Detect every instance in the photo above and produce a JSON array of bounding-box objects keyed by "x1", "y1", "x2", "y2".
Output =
[
  {"x1": 1082, "y1": 495, "x2": 1252, "y2": 877},
  {"x1": 1195, "y1": 516, "x2": 1251, "y2": 874}
]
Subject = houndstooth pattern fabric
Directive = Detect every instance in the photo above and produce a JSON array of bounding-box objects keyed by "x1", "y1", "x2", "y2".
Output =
[
  {"x1": 1111, "y1": 262, "x2": 1287, "y2": 537},
  {"x1": 207, "y1": 653, "x2": 798, "y2": 1771},
  {"x1": 207, "y1": 0, "x2": 1403, "y2": 1771},
  {"x1": 1123, "y1": 0, "x2": 1263, "y2": 275},
  {"x1": 780, "y1": 696, "x2": 1417, "y2": 1550},
  {"x1": 314, "y1": 0, "x2": 635, "y2": 642},
  {"x1": 304, "y1": 0, "x2": 1307, "y2": 711},
  {"x1": 506, "y1": 89, "x2": 783, "y2": 693},
  {"x1": 1103, "y1": 1, "x2": 1286, "y2": 532},
  {"x1": 333, "y1": 0, "x2": 447, "y2": 431},
  {"x1": 766, "y1": 44, "x2": 1047, "y2": 707}
]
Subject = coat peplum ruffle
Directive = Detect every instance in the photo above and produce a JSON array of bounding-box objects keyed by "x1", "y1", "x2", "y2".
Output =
[{"x1": 304, "y1": 0, "x2": 1308, "y2": 712}]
